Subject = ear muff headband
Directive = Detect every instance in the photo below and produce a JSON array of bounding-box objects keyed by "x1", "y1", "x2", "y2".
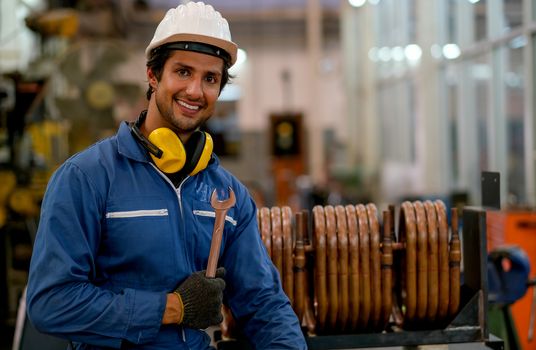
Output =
[{"x1": 130, "y1": 119, "x2": 163, "y2": 158}]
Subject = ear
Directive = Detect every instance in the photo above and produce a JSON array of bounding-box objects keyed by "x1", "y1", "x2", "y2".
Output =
[{"x1": 147, "y1": 67, "x2": 158, "y2": 90}]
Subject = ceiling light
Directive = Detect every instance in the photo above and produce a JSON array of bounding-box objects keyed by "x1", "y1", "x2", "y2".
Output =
[
  {"x1": 442, "y1": 44, "x2": 461, "y2": 59},
  {"x1": 391, "y1": 46, "x2": 404, "y2": 61},
  {"x1": 349, "y1": 0, "x2": 366, "y2": 8},
  {"x1": 405, "y1": 44, "x2": 422, "y2": 61},
  {"x1": 378, "y1": 47, "x2": 391, "y2": 62},
  {"x1": 368, "y1": 47, "x2": 379, "y2": 62}
]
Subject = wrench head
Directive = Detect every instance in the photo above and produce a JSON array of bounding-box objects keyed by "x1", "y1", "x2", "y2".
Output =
[{"x1": 210, "y1": 187, "x2": 236, "y2": 209}]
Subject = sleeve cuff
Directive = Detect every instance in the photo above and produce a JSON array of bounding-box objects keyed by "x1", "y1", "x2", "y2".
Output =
[{"x1": 123, "y1": 289, "x2": 167, "y2": 344}]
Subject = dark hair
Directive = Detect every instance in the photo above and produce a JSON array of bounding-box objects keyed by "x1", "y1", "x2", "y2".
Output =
[{"x1": 145, "y1": 46, "x2": 232, "y2": 100}]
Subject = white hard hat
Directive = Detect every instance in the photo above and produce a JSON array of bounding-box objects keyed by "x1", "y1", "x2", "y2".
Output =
[{"x1": 145, "y1": 1, "x2": 237, "y2": 66}]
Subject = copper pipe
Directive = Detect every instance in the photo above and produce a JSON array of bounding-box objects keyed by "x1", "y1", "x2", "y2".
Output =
[
  {"x1": 448, "y1": 207, "x2": 461, "y2": 317},
  {"x1": 260, "y1": 207, "x2": 272, "y2": 258},
  {"x1": 271, "y1": 207, "x2": 284, "y2": 278},
  {"x1": 325, "y1": 205, "x2": 339, "y2": 330},
  {"x1": 435, "y1": 200, "x2": 450, "y2": 320},
  {"x1": 381, "y1": 210, "x2": 393, "y2": 328},
  {"x1": 366, "y1": 203, "x2": 382, "y2": 330},
  {"x1": 345, "y1": 204, "x2": 360, "y2": 331},
  {"x1": 335, "y1": 205, "x2": 349, "y2": 330},
  {"x1": 256, "y1": 209, "x2": 260, "y2": 231},
  {"x1": 294, "y1": 211, "x2": 306, "y2": 324},
  {"x1": 303, "y1": 271, "x2": 317, "y2": 335},
  {"x1": 391, "y1": 242, "x2": 406, "y2": 251},
  {"x1": 297, "y1": 210, "x2": 317, "y2": 335},
  {"x1": 356, "y1": 204, "x2": 371, "y2": 328},
  {"x1": 282, "y1": 206, "x2": 294, "y2": 307},
  {"x1": 414, "y1": 201, "x2": 429, "y2": 321},
  {"x1": 424, "y1": 200, "x2": 439, "y2": 322},
  {"x1": 313, "y1": 205, "x2": 328, "y2": 330},
  {"x1": 400, "y1": 201, "x2": 417, "y2": 322}
]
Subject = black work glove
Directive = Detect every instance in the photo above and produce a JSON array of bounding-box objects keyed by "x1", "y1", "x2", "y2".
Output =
[{"x1": 175, "y1": 267, "x2": 226, "y2": 329}]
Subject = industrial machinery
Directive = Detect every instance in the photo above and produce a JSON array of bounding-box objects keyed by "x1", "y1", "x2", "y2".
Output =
[
  {"x1": 217, "y1": 202, "x2": 503, "y2": 349},
  {"x1": 1, "y1": 3, "x2": 146, "y2": 328},
  {"x1": 45, "y1": 38, "x2": 145, "y2": 154},
  {"x1": 487, "y1": 246, "x2": 536, "y2": 350}
]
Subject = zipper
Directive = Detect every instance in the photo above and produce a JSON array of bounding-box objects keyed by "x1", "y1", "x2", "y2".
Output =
[
  {"x1": 176, "y1": 175, "x2": 190, "y2": 218},
  {"x1": 150, "y1": 163, "x2": 193, "y2": 271},
  {"x1": 193, "y1": 210, "x2": 237, "y2": 226},
  {"x1": 105, "y1": 209, "x2": 168, "y2": 218}
]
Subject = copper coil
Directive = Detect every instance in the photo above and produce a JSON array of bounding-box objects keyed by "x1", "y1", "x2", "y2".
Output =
[
  {"x1": 345, "y1": 204, "x2": 360, "y2": 331},
  {"x1": 294, "y1": 211, "x2": 307, "y2": 323},
  {"x1": 366, "y1": 203, "x2": 382, "y2": 330},
  {"x1": 381, "y1": 210, "x2": 393, "y2": 328},
  {"x1": 424, "y1": 200, "x2": 439, "y2": 322},
  {"x1": 303, "y1": 275, "x2": 317, "y2": 335},
  {"x1": 254, "y1": 202, "x2": 462, "y2": 336},
  {"x1": 282, "y1": 206, "x2": 294, "y2": 306},
  {"x1": 256, "y1": 209, "x2": 260, "y2": 230},
  {"x1": 448, "y1": 207, "x2": 461, "y2": 317},
  {"x1": 398, "y1": 201, "x2": 417, "y2": 323},
  {"x1": 434, "y1": 200, "x2": 450, "y2": 320},
  {"x1": 313, "y1": 205, "x2": 328, "y2": 330},
  {"x1": 356, "y1": 204, "x2": 371, "y2": 328},
  {"x1": 259, "y1": 207, "x2": 272, "y2": 258},
  {"x1": 325, "y1": 205, "x2": 339, "y2": 330},
  {"x1": 270, "y1": 207, "x2": 284, "y2": 277},
  {"x1": 335, "y1": 205, "x2": 350, "y2": 330},
  {"x1": 413, "y1": 201, "x2": 429, "y2": 322}
]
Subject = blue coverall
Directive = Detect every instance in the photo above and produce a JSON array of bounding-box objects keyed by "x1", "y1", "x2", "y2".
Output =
[{"x1": 26, "y1": 121, "x2": 306, "y2": 349}]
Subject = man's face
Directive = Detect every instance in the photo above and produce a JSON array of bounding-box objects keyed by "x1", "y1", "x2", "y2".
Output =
[{"x1": 148, "y1": 50, "x2": 223, "y2": 138}]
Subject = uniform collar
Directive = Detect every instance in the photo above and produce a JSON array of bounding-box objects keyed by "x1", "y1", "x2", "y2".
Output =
[{"x1": 116, "y1": 120, "x2": 151, "y2": 163}]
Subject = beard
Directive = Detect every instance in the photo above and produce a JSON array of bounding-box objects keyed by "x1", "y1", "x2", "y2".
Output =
[{"x1": 154, "y1": 91, "x2": 213, "y2": 134}]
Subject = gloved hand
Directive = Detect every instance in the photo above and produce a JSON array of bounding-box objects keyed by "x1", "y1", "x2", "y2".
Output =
[{"x1": 174, "y1": 267, "x2": 226, "y2": 329}]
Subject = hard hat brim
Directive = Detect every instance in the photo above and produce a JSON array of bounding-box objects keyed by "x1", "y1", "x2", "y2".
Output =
[{"x1": 145, "y1": 33, "x2": 237, "y2": 66}]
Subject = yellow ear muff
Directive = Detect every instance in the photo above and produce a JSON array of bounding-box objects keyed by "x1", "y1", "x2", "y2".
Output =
[
  {"x1": 147, "y1": 128, "x2": 186, "y2": 173},
  {"x1": 189, "y1": 132, "x2": 213, "y2": 176}
]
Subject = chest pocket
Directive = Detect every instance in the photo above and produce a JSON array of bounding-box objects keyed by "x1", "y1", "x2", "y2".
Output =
[
  {"x1": 190, "y1": 199, "x2": 237, "y2": 271},
  {"x1": 101, "y1": 198, "x2": 177, "y2": 288}
]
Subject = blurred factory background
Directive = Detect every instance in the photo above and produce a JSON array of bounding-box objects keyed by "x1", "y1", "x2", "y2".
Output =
[{"x1": 1, "y1": 0, "x2": 536, "y2": 349}]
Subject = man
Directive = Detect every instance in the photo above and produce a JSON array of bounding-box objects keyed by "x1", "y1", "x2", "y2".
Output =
[{"x1": 26, "y1": 2, "x2": 307, "y2": 349}]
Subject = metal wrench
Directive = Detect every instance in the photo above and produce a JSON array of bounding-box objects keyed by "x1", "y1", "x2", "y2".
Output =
[{"x1": 206, "y1": 187, "x2": 236, "y2": 278}]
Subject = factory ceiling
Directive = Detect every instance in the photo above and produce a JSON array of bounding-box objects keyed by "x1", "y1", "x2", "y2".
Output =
[{"x1": 146, "y1": 0, "x2": 341, "y2": 12}]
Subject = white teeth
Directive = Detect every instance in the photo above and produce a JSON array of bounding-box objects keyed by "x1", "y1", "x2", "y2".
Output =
[{"x1": 178, "y1": 100, "x2": 199, "y2": 110}]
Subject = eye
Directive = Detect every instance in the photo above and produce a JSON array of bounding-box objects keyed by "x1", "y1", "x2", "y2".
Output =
[
  {"x1": 205, "y1": 74, "x2": 218, "y2": 84},
  {"x1": 177, "y1": 68, "x2": 190, "y2": 77}
]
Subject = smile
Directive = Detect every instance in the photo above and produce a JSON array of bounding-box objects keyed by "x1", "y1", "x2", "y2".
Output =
[{"x1": 178, "y1": 100, "x2": 200, "y2": 111}]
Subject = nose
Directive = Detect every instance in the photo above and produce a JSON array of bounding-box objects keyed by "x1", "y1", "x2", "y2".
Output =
[{"x1": 185, "y1": 77, "x2": 203, "y2": 99}]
